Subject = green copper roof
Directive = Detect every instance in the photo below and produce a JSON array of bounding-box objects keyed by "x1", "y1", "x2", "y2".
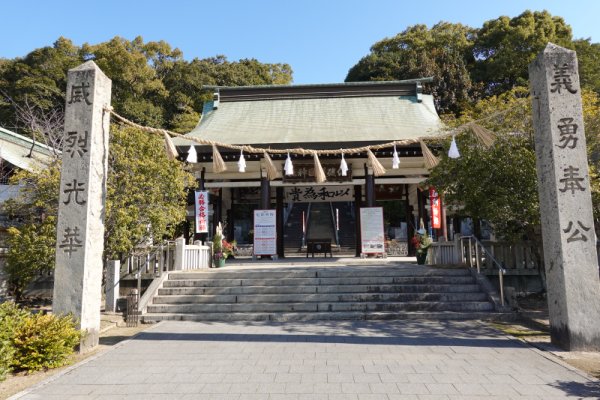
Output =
[
  {"x1": 182, "y1": 81, "x2": 443, "y2": 148},
  {"x1": 0, "y1": 126, "x2": 57, "y2": 170}
]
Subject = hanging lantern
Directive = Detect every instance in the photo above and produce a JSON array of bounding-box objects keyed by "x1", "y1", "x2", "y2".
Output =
[
  {"x1": 186, "y1": 145, "x2": 197, "y2": 163},
  {"x1": 339, "y1": 153, "x2": 349, "y2": 176},
  {"x1": 238, "y1": 149, "x2": 246, "y2": 172},
  {"x1": 392, "y1": 145, "x2": 400, "y2": 169},
  {"x1": 284, "y1": 153, "x2": 294, "y2": 176},
  {"x1": 448, "y1": 136, "x2": 460, "y2": 159}
]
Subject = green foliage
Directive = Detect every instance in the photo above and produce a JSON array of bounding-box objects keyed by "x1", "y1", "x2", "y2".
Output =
[
  {"x1": 2, "y1": 125, "x2": 194, "y2": 285},
  {"x1": 346, "y1": 22, "x2": 476, "y2": 114},
  {"x1": 429, "y1": 88, "x2": 538, "y2": 242},
  {"x1": 573, "y1": 39, "x2": 600, "y2": 94},
  {"x1": 430, "y1": 86, "x2": 600, "y2": 240},
  {"x1": 346, "y1": 10, "x2": 596, "y2": 114},
  {"x1": 473, "y1": 10, "x2": 573, "y2": 95},
  {"x1": 10, "y1": 310, "x2": 81, "y2": 372},
  {"x1": 4, "y1": 218, "x2": 57, "y2": 301},
  {"x1": 104, "y1": 124, "x2": 195, "y2": 258},
  {"x1": 0, "y1": 302, "x2": 28, "y2": 380},
  {"x1": 0, "y1": 302, "x2": 80, "y2": 378},
  {"x1": 0, "y1": 36, "x2": 293, "y2": 133}
]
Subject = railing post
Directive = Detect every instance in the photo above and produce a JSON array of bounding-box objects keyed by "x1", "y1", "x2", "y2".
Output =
[
  {"x1": 499, "y1": 269, "x2": 505, "y2": 307},
  {"x1": 174, "y1": 237, "x2": 185, "y2": 270},
  {"x1": 105, "y1": 260, "x2": 120, "y2": 312},
  {"x1": 468, "y1": 239, "x2": 473, "y2": 268},
  {"x1": 475, "y1": 243, "x2": 481, "y2": 273}
]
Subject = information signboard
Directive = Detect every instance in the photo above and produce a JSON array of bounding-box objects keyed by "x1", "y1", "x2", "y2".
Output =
[
  {"x1": 253, "y1": 209, "x2": 277, "y2": 256},
  {"x1": 359, "y1": 207, "x2": 385, "y2": 255}
]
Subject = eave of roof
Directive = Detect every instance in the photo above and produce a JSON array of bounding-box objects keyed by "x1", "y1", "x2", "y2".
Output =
[{"x1": 0, "y1": 126, "x2": 57, "y2": 170}]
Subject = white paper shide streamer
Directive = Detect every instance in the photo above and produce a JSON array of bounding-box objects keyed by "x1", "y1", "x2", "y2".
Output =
[
  {"x1": 186, "y1": 145, "x2": 197, "y2": 163},
  {"x1": 339, "y1": 153, "x2": 349, "y2": 176},
  {"x1": 448, "y1": 136, "x2": 460, "y2": 159},
  {"x1": 238, "y1": 149, "x2": 246, "y2": 172},
  {"x1": 392, "y1": 145, "x2": 400, "y2": 169},
  {"x1": 284, "y1": 153, "x2": 294, "y2": 176}
]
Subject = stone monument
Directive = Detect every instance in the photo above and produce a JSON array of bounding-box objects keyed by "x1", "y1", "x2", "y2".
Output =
[
  {"x1": 529, "y1": 43, "x2": 600, "y2": 350},
  {"x1": 52, "y1": 61, "x2": 111, "y2": 352}
]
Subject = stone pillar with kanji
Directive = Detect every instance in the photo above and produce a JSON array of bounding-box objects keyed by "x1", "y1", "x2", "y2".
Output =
[
  {"x1": 52, "y1": 61, "x2": 111, "y2": 352},
  {"x1": 529, "y1": 43, "x2": 600, "y2": 350}
]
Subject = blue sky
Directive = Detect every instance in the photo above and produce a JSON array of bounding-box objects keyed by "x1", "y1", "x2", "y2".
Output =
[{"x1": 3, "y1": 0, "x2": 600, "y2": 84}]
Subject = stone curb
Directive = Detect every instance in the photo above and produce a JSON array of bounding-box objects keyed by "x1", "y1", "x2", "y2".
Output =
[
  {"x1": 6, "y1": 321, "x2": 162, "y2": 400},
  {"x1": 482, "y1": 320, "x2": 598, "y2": 382}
]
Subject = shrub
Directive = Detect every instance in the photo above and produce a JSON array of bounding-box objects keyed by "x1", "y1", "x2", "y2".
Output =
[
  {"x1": 0, "y1": 302, "x2": 28, "y2": 380},
  {"x1": 10, "y1": 312, "x2": 81, "y2": 372},
  {"x1": 0, "y1": 302, "x2": 81, "y2": 378}
]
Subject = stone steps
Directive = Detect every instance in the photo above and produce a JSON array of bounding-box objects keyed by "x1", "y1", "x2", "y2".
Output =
[
  {"x1": 142, "y1": 265, "x2": 501, "y2": 322},
  {"x1": 162, "y1": 276, "x2": 475, "y2": 288},
  {"x1": 147, "y1": 301, "x2": 494, "y2": 314},
  {"x1": 143, "y1": 310, "x2": 502, "y2": 323},
  {"x1": 157, "y1": 283, "x2": 482, "y2": 296},
  {"x1": 152, "y1": 292, "x2": 488, "y2": 304}
]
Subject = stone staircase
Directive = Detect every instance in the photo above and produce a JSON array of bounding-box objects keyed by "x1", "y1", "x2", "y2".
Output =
[{"x1": 142, "y1": 265, "x2": 503, "y2": 322}]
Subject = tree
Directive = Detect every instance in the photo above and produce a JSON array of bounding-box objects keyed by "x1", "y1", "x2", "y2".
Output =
[
  {"x1": 3, "y1": 165, "x2": 61, "y2": 301},
  {"x1": 104, "y1": 124, "x2": 195, "y2": 259},
  {"x1": 428, "y1": 86, "x2": 600, "y2": 289},
  {"x1": 472, "y1": 10, "x2": 573, "y2": 95},
  {"x1": 0, "y1": 37, "x2": 81, "y2": 129},
  {"x1": 2, "y1": 125, "x2": 195, "y2": 298},
  {"x1": 0, "y1": 37, "x2": 294, "y2": 134},
  {"x1": 345, "y1": 22, "x2": 476, "y2": 114},
  {"x1": 573, "y1": 38, "x2": 600, "y2": 94}
]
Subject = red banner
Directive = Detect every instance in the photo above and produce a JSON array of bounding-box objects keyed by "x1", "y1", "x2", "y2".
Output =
[
  {"x1": 194, "y1": 191, "x2": 209, "y2": 233},
  {"x1": 429, "y1": 188, "x2": 441, "y2": 229}
]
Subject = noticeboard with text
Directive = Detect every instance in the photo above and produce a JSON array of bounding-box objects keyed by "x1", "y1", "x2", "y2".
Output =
[
  {"x1": 360, "y1": 207, "x2": 385, "y2": 255},
  {"x1": 253, "y1": 209, "x2": 277, "y2": 256}
]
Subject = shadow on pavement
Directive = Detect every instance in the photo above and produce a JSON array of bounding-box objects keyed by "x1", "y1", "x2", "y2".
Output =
[
  {"x1": 551, "y1": 380, "x2": 600, "y2": 398},
  {"x1": 132, "y1": 329, "x2": 526, "y2": 348}
]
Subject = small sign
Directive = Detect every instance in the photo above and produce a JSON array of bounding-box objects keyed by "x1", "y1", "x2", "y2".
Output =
[
  {"x1": 360, "y1": 207, "x2": 385, "y2": 255},
  {"x1": 254, "y1": 209, "x2": 277, "y2": 255},
  {"x1": 429, "y1": 188, "x2": 441, "y2": 229},
  {"x1": 284, "y1": 185, "x2": 353, "y2": 203},
  {"x1": 194, "y1": 191, "x2": 209, "y2": 233}
]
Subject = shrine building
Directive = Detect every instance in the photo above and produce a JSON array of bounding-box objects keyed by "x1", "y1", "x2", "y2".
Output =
[{"x1": 173, "y1": 79, "x2": 445, "y2": 257}]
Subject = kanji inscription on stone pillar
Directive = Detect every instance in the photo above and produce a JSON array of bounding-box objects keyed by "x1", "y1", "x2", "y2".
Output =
[
  {"x1": 52, "y1": 61, "x2": 111, "y2": 352},
  {"x1": 529, "y1": 43, "x2": 600, "y2": 350}
]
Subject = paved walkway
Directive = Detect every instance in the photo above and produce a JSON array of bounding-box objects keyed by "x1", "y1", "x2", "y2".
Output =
[{"x1": 12, "y1": 320, "x2": 600, "y2": 400}]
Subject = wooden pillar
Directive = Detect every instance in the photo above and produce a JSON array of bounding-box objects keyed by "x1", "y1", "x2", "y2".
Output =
[
  {"x1": 440, "y1": 194, "x2": 448, "y2": 241},
  {"x1": 404, "y1": 185, "x2": 415, "y2": 255},
  {"x1": 276, "y1": 187, "x2": 284, "y2": 258},
  {"x1": 227, "y1": 188, "x2": 235, "y2": 242},
  {"x1": 417, "y1": 188, "x2": 425, "y2": 229},
  {"x1": 365, "y1": 168, "x2": 375, "y2": 207},
  {"x1": 211, "y1": 188, "x2": 222, "y2": 236},
  {"x1": 354, "y1": 185, "x2": 362, "y2": 257},
  {"x1": 260, "y1": 177, "x2": 271, "y2": 209}
]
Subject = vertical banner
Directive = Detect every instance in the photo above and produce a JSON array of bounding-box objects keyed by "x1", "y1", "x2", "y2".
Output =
[
  {"x1": 254, "y1": 209, "x2": 277, "y2": 255},
  {"x1": 429, "y1": 187, "x2": 441, "y2": 229},
  {"x1": 194, "y1": 191, "x2": 209, "y2": 233},
  {"x1": 359, "y1": 207, "x2": 385, "y2": 255}
]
